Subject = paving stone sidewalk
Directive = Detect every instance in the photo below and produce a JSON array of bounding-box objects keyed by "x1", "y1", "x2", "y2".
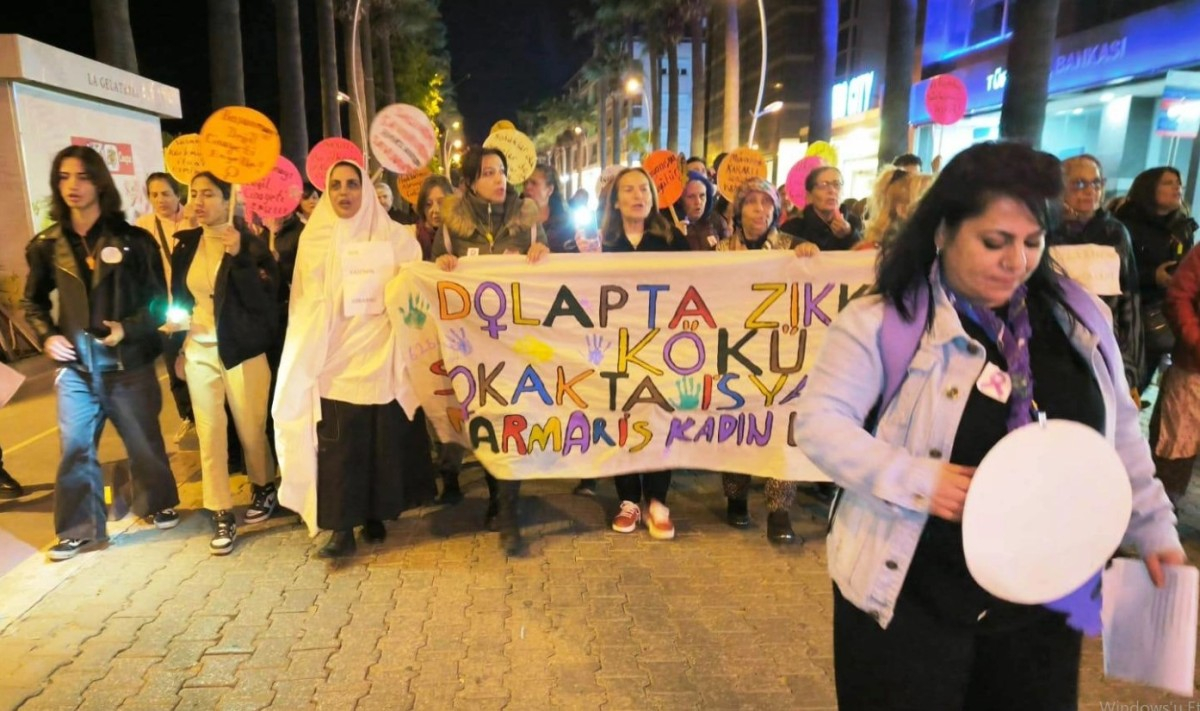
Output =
[{"x1": 1, "y1": 460, "x2": 1198, "y2": 710}]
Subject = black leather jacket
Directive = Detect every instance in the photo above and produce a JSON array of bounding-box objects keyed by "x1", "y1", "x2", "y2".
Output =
[
  {"x1": 171, "y1": 227, "x2": 280, "y2": 370},
  {"x1": 22, "y1": 217, "x2": 167, "y2": 373}
]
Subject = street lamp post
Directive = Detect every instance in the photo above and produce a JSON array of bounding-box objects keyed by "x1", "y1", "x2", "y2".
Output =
[
  {"x1": 441, "y1": 119, "x2": 461, "y2": 178},
  {"x1": 625, "y1": 77, "x2": 653, "y2": 154},
  {"x1": 748, "y1": 0, "x2": 769, "y2": 146}
]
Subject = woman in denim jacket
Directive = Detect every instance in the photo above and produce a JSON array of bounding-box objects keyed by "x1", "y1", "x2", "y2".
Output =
[{"x1": 795, "y1": 142, "x2": 1184, "y2": 710}]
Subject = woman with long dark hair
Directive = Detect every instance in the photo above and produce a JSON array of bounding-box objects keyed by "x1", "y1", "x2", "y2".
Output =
[
  {"x1": 601, "y1": 167, "x2": 688, "y2": 540},
  {"x1": 524, "y1": 163, "x2": 576, "y2": 253},
  {"x1": 415, "y1": 174, "x2": 453, "y2": 262},
  {"x1": 795, "y1": 142, "x2": 1183, "y2": 709},
  {"x1": 1115, "y1": 166, "x2": 1198, "y2": 391}
]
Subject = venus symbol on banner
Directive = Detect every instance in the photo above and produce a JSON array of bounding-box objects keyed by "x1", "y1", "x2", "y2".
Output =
[
  {"x1": 716, "y1": 147, "x2": 768, "y2": 201},
  {"x1": 642, "y1": 150, "x2": 685, "y2": 206},
  {"x1": 306, "y1": 137, "x2": 365, "y2": 192},
  {"x1": 198, "y1": 106, "x2": 281, "y2": 185},
  {"x1": 785, "y1": 157, "x2": 827, "y2": 210},
  {"x1": 241, "y1": 155, "x2": 303, "y2": 219},
  {"x1": 163, "y1": 133, "x2": 205, "y2": 184},
  {"x1": 925, "y1": 74, "x2": 969, "y2": 126},
  {"x1": 483, "y1": 128, "x2": 538, "y2": 185},
  {"x1": 369, "y1": 103, "x2": 438, "y2": 175}
]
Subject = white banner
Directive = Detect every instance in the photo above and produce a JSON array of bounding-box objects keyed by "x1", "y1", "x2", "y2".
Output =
[{"x1": 389, "y1": 252, "x2": 876, "y2": 481}]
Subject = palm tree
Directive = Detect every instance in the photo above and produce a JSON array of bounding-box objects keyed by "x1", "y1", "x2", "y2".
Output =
[
  {"x1": 999, "y1": 0, "x2": 1062, "y2": 147},
  {"x1": 316, "y1": 0, "x2": 342, "y2": 137},
  {"x1": 275, "y1": 0, "x2": 308, "y2": 169},
  {"x1": 358, "y1": 1, "x2": 377, "y2": 121},
  {"x1": 339, "y1": 2, "x2": 367, "y2": 147},
  {"x1": 373, "y1": 1, "x2": 398, "y2": 107},
  {"x1": 90, "y1": 0, "x2": 137, "y2": 73},
  {"x1": 683, "y1": 0, "x2": 708, "y2": 158},
  {"x1": 878, "y1": 0, "x2": 916, "y2": 168},
  {"x1": 722, "y1": 0, "x2": 738, "y2": 150},
  {"x1": 209, "y1": 0, "x2": 245, "y2": 108},
  {"x1": 808, "y1": 0, "x2": 837, "y2": 143}
]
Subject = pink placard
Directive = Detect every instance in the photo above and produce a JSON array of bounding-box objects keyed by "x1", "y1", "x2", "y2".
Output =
[
  {"x1": 242, "y1": 156, "x2": 303, "y2": 219},
  {"x1": 369, "y1": 103, "x2": 437, "y2": 174},
  {"x1": 306, "y1": 138, "x2": 365, "y2": 191},
  {"x1": 925, "y1": 74, "x2": 968, "y2": 126},
  {"x1": 785, "y1": 156, "x2": 827, "y2": 209}
]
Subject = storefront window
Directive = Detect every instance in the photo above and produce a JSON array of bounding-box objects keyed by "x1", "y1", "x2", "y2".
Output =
[{"x1": 923, "y1": 0, "x2": 1014, "y2": 62}]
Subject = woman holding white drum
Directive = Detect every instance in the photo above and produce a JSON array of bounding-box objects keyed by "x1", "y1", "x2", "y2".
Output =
[{"x1": 794, "y1": 142, "x2": 1184, "y2": 710}]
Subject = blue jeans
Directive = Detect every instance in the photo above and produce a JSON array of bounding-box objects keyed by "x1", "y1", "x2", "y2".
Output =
[{"x1": 54, "y1": 365, "x2": 178, "y2": 540}]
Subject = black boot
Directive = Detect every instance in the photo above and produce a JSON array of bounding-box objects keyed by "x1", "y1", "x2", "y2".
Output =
[
  {"x1": 484, "y1": 498, "x2": 499, "y2": 532},
  {"x1": 319, "y1": 530, "x2": 356, "y2": 558},
  {"x1": 767, "y1": 510, "x2": 797, "y2": 544},
  {"x1": 0, "y1": 468, "x2": 24, "y2": 499},
  {"x1": 726, "y1": 498, "x2": 751, "y2": 528},
  {"x1": 498, "y1": 482, "x2": 524, "y2": 556},
  {"x1": 362, "y1": 519, "x2": 386, "y2": 543},
  {"x1": 439, "y1": 471, "x2": 464, "y2": 505}
]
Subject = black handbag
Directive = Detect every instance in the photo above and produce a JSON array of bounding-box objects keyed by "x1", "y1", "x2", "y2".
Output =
[{"x1": 1143, "y1": 302, "x2": 1176, "y2": 354}]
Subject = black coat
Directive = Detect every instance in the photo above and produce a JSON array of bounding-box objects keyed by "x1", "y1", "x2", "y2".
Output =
[
  {"x1": 1051, "y1": 209, "x2": 1143, "y2": 386},
  {"x1": 780, "y1": 205, "x2": 863, "y2": 251},
  {"x1": 171, "y1": 227, "x2": 280, "y2": 369},
  {"x1": 602, "y1": 223, "x2": 689, "y2": 253},
  {"x1": 1114, "y1": 201, "x2": 1199, "y2": 301},
  {"x1": 22, "y1": 216, "x2": 167, "y2": 373}
]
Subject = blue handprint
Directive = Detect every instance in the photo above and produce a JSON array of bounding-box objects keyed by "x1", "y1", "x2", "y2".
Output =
[
  {"x1": 673, "y1": 377, "x2": 701, "y2": 410},
  {"x1": 446, "y1": 327, "x2": 472, "y2": 356},
  {"x1": 583, "y1": 334, "x2": 610, "y2": 366}
]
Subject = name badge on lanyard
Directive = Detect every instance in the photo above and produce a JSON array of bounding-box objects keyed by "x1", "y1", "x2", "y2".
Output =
[{"x1": 341, "y1": 242, "x2": 395, "y2": 317}]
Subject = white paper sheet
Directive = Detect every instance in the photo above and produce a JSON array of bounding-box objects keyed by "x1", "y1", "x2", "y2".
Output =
[
  {"x1": 341, "y1": 242, "x2": 395, "y2": 317},
  {"x1": 0, "y1": 361, "x2": 25, "y2": 408},
  {"x1": 1102, "y1": 558, "x2": 1198, "y2": 697},
  {"x1": 1050, "y1": 244, "x2": 1122, "y2": 296}
]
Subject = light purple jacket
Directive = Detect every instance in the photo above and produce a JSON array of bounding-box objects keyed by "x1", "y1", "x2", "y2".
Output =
[{"x1": 794, "y1": 266, "x2": 1181, "y2": 628}]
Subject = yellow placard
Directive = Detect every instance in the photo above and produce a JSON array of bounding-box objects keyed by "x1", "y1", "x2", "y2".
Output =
[
  {"x1": 716, "y1": 147, "x2": 768, "y2": 201},
  {"x1": 483, "y1": 129, "x2": 537, "y2": 185},
  {"x1": 199, "y1": 106, "x2": 281, "y2": 185},
  {"x1": 490, "y1": 119, "x2": 516, "y2": 135},
  {"x1": 163, "y1": 134, "x2": 204, "y2": 184},
  {"x1": 805, "y1": 140, "x2": 839, "y2": 167}
]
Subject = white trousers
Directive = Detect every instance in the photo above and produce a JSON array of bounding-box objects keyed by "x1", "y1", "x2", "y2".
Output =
[{"x1": 183, "y1": 340, "x2": 274, "y2": 512}]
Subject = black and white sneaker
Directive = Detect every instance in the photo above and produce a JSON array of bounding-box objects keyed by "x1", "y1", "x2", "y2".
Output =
[
  {"x1": 47, "y1": 538, "x2": 91, "y2": 562},
  {"x1": 153, "y1": 509, "x2": 180, "y2": 530},
  {"x1": 243, "y1": 484, "x2": 278, "y2": 524},
  {"x1": 210, "y1": 512, "x2": 237, "y2": 555}
]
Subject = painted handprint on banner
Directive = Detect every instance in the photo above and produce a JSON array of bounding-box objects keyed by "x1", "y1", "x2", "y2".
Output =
[
  {"x1": 583, "y1": 334, "x2": 610, "y2": 366},
  {"x1": 673, "y1": 377, "x2": 701, "y2": 410},
  {"x1": 399, "y1": 293, "x2": 430, "y2": 329},
  {"x1": 446, "y1": 327, "x2": 472, "y2": 356}
]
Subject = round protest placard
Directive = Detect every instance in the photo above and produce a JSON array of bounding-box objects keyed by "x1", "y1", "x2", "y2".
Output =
[
  {"x1": 396, "y1": 167, "x2": 433, "y2": 206},
  {"x1": 925, "y1": 74, "x2": 969, "y2": 126},
  {"x1": 483, "y1": 128, "x2": 538, "y2": 185},
  {"x1": 805, "y1": 140, "x2": 839, "y2": 167},
  {"x1": 241, "y1": 155, "x2": 303, "y2": 219},
  {"x1": 716, "y1": 147, "x2": 768, "y2": 201},
  {"x1": 490, "y1": 119, "x2": 516, "y2": 135},
  {"x1": 369, "y1": 103, "x2": 438, "y2": 175},
  {"x1": 785, "y1": 156, "x2": 827, "y2": 210},
  {"x1": 642, "y1": 150, "x2": 685, "y2": 206},
  {"x1": 198, "y1": 106, "x2": 281, "y2": 184},
  {"x1": 164, "y1": 133, "x2": 204, "y2": 184},
  {"x1": 306, "y1": 137, "x2": 364, "y2": 191},
  {"x1": 962, "y1": 419, "x2": 1132, "y2": 605}
]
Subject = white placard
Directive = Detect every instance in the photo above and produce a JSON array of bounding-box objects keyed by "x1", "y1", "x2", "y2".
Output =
[
  {"x1": 1103, "y1": 558, "x2": 1198, "y2": 697},
  {"x1": 1050, "y1": 244, "x2": 1121, "y2": 296},
  {"x1": 341, "y1": 242, "x2": 395, "y2": 317},
  {"x1": 0, "y1": 361, "x2": 25, "y2": 408},
  {"x1": 962, "y1": 419, "x2": 1132, "y2": 604}
]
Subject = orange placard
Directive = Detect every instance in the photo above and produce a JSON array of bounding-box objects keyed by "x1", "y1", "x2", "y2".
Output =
[
  {"x1": 199, "y1": 106, "x2": 281, "y2": 184},
  {"x1": 643, "y1": 150, "x2": 685, "y2": 206},
  {"x1": 716, "y1": 147, "x2": 768, "y2": 201},
  {"x1": 163, "y1": 134, "x2": 204, "y2": 184},
  {"x1": 397, "y1": 167, "x2": 432, "y2": 206}
]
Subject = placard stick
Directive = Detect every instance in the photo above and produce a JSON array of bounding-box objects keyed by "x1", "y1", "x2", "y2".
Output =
[
  {"x1": 669, "y1": 205, "x2": 684, "y2": 230},
  {"x1": 227, "y1": 185, "x2": 239, "y2": 227}
]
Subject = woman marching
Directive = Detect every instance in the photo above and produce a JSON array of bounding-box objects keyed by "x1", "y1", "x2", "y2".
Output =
[
  {"x1": 172, "y1": 172, "x2": 279, "y2": 555},
  {"x1": 274, "y1": 160, "x2": 437, "y2": 558},
  {"x1": 794, "y1": 142, "x2": 1183, "y2": 709}
]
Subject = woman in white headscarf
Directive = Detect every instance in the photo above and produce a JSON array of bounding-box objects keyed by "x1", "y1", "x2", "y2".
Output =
[{"x1": 274, "y1": 160, "x2": 437, "y2": 558}]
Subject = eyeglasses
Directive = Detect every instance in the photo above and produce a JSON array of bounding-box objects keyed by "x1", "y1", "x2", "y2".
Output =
[
  {"x1": 812, "y1": 180, "x2": 843, "y2": 192},
  {"x1": 1067, "y1": 178, "x2": 1105, "y2": 192}
]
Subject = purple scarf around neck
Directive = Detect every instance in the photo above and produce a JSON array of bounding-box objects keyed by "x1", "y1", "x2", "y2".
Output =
[{"x1": 940, "y1": 268, "x2": 1104, "y2": 636}]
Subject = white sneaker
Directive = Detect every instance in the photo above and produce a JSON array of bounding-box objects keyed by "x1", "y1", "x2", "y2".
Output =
[{"x1": 174, "y1": 419, "x2": 195, "y2": 444}]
